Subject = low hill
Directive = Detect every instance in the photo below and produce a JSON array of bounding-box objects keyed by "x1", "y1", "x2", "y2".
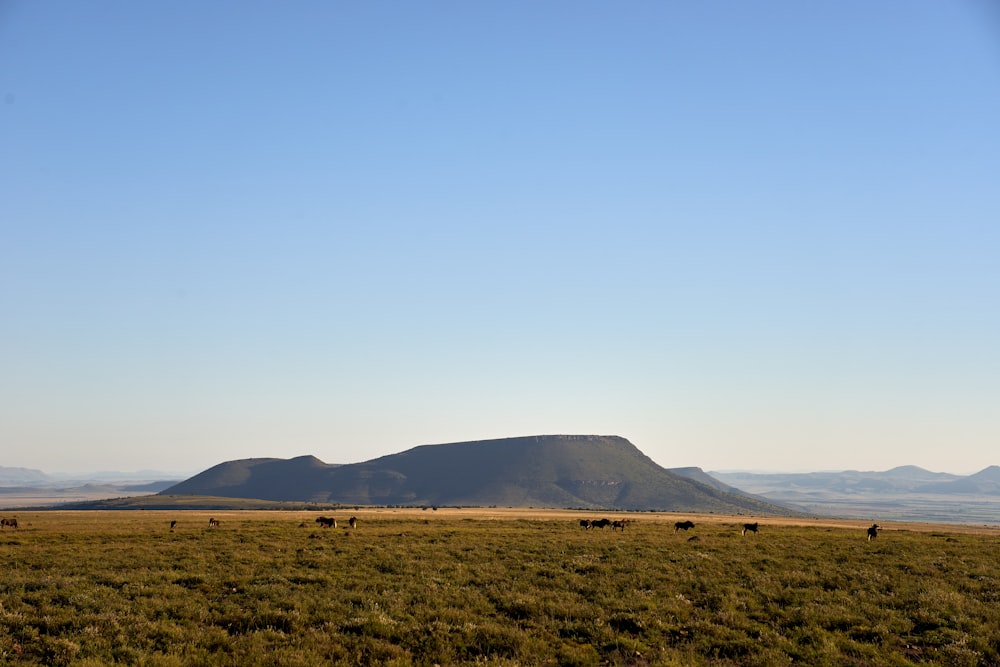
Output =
[{"x1": 161, "y1": 435, "x2": 794, "y2": 514}]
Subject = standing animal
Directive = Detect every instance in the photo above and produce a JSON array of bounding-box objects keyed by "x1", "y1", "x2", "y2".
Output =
[
  {"x1": 169, "y1": 520, "x2": 177, "y2": 531},
  {"x1": 208, "y1": 518, "x2": 220, "y2": 528},
  {"x1": 579, "y1": 519, "x2": 592, "y2": 530},
  {"x1": 742, "y1": 522, "x2": 759, "y2": 536},
  {"x1": 0, "y1": 518, "x2": 17, "y2": 529},
  {"x1": 316, "y1": 516, "x2": 337, "y2": 528},
  {"x1": 612, "y1": 519, "x2": 630, "y2": 531},
  {"x1": 349, "y1": 516, "x2": 358, "y2": 529},
  {"x1": 591, "y1": 518, "x2": 612, "y2": 530},
  {"x1": 674, "y1": 520, "x2": 695, "y2": 532},
  {"x1": 867, "y1": 524, "x2": 881, "y2": 541}
]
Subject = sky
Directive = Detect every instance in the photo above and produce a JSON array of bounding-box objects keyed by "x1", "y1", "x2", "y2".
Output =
[{"x1": 2, "y1": 2, "x2": 999, "y2": 476}]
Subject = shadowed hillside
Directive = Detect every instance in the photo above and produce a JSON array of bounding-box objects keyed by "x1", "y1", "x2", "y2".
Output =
[{"x1": 160, "y1": 435, "x2": 794, "y2": 514}]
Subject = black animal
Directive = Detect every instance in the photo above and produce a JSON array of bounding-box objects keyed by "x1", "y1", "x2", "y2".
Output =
[
  {"x1": 742, "y1": 522, "x2": 759, "y2": 536},
  {"x1": 316, "y1": 516, "x2": 337, "y2": 528},
  {"x1": 0, "y1": 518, "x2": 17, "y2": 529},
  {"x1": 591, "y1": 518, "x2": 612, "y2": 530},
  {"x1": 579, "y1": 519, "x2": 592, "y2": 530},
  {"x1": 867, "y1": 524, "x2": 881, "y2": 541},
  {"x1": 208, "y1": 518, "x2": 220, "y2": 528},
  {"x1": 169, "y1": 520, "x2": 177, "y2": 531},
  {"x1": 674, "y1": 520, "x2": 695, "y2": 532},
  {"x1": 349, "y1": 516, "x2": 358, "y2": 529}
]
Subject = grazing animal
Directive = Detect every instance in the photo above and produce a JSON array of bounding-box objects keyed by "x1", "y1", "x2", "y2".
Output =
[
  {"x1": 742, "y1": 522, "x2": 759, "y2": 536},
  {"x1": 674, "y1": 520, "x2": 695, "y2": 532},
  {"x1": 208, "y1": 518, "x2": 220, "y2": 528},
  {"x1": 315, "y1": 516, "x2": 337, "y2": 528},
  {"x1": 591, "y1": 518, "x2": 612, "y2": 530},
  {"x1": 349, "y1": 516, "x2": 358, "y2": 529},
  {"x1": 612, "y1": 519, "x2": 630, "y2": 531},
  {"x1": 169, "y1": 520, "x2": 177, "y2": 531},
  {"x1": 579, "y1": 519, "x2": 592, "y2": 530},
  {"x1": 867, "y1": 524, "x2": 881, "y2": 541},
  {"x1": 0, "y1": 518, "x2": 17, "y2": 529}
]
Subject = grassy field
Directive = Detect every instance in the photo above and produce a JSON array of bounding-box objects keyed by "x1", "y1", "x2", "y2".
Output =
[{"x1": 2, "y1": 509, "x2": 999, "y2": 666}]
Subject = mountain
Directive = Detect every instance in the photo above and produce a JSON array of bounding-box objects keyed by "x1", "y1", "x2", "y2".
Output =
[{"x1": 161, "y1": 435, "x2": 794, "y2": 514}]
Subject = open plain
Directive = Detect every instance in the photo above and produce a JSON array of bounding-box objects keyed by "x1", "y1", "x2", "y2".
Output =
[{"x1": 2, "y1": 509, "x2": 999, "y2": 665}]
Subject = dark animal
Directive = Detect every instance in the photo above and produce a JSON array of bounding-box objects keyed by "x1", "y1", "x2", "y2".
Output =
[
  {"x1": 867, "y1": 524, "x2": 881, "y2": 541},
  {"x1": 674, "y1": 520, "x2": 695, "y2": 532},
  {"x1": 742, "y1": 522, "x2": 758, "y2": 536},
  {"x1": 316, "y1": 516, "x2": 337, "y2": 528},
  {"x1": 208, "y1": 518, "x2": 220, "y2": 528},
  {"x1": 579, "y1": 519, "x2": 592, "y2": 530},
  {"x1": 612, "y1": 519, "x2": 630, "y2": 531},
  {"x1": 591, "y1": 518, "x2": 612, "y2": 529},
  {"x1": 0, "y1": 518, "x2": 17, "y2": 529},
  {"x1": 169, "y1": 520, "x2": 177, "y2": 531},
  {"x1": 349, "y1": 516, "x2": 358, "y2": 529}
]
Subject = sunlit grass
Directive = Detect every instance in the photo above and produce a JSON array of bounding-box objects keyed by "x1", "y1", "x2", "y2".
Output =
[{"x1": 2, "y1": 511, "x2": 999, "y2": 665}]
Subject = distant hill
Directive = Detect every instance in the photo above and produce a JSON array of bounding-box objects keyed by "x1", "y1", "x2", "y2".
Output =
[
  {"x1": 668, "y1": 467, "x2": 780, "y2": 504},
  {"x1": 161, "y1": 435, "x2": 795, "y2": 514},
  {"x1": 0, "y1": 466, "x2": 51, "y2": 485},
  {"x1": 919, "y1": 466, "x2": 1000, "y2": 495},
  {"x1": 708, "y1": 467, "x2": 990, "y2": 497},
  {"x1": 709, "y1": 466, "x2": 1000, "y2": 524}
]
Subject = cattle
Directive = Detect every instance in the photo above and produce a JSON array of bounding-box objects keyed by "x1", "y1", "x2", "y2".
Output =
[
  {"x1": 208, "y1": 518, "x2": 220, "y2": 528},
  {"x1": 612, "y1": 519, "x2": 631, "y2": 531},
  {"x1": 0, "y1": 518, "x2": 17, "y2": 529},
  {"x1": 316, "y1": 516, "x2": 337, "y2": 528},
  {"x1": 674, "y1": 520, "x2": 695, "y2": 532},
  {"x1": 591, "y1": 518, "x2": 612, "y2": 530},
  {"x1": 349, "y1": 516, "x2": 358, "y2": 529},
  {"x1": 579, "y1": 519, "x2": 592, "y2": 530},
  {"x1": 867, "y1": 524, "x2": 881, "y2": 541},
  {"x1": 742, "y1": 522, "x2": 759, "y2": 536}
]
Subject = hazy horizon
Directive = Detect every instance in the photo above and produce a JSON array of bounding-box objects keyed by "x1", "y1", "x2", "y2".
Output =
[{"x1": 3, "y1": 2, "x2": 998, "y2": 477}]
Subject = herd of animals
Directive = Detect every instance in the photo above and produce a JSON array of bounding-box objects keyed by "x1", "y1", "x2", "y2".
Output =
[
  {"x1": 578, "y1": 517, "x2": 883, "y2": 540},
  {"x1": 1, "y1": 515, "x2": 883, "y2": 540}
]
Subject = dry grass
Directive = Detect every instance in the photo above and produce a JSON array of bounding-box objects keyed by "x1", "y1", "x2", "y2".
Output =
[{"x1": 2, "y1": 509, "x2": 1000, "y2": 665}]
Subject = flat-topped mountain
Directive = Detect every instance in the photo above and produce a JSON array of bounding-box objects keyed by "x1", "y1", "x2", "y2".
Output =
[{"x1": 161, "y1": 435, "x2": 793, "y2": 514}]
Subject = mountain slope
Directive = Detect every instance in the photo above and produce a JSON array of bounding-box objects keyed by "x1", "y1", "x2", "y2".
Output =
[{"x1": 161, "y1": 435, "x2": 794, "y2": 514}]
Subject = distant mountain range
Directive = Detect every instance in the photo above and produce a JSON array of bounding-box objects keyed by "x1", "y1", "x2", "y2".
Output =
[
  {"x1": 709, "y1": 466, "x2": 1000, "y2": 497},
  {"x1": 709, "y1": 466, "x2": 1000, "y2": 523},
  {"x1": 0, "y1": 467, "x2": 184, "y2": 509},
  {"x1": 0, "y1": 467, "x2": 188, "y2": 486},
  {"x1": 160, "y1": 435, "x2": 793, "y2": 514}
]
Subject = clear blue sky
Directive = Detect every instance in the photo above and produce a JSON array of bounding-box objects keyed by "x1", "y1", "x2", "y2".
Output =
[{"x1": 2, "y1": 2, "x2": 998, "y2": 475}]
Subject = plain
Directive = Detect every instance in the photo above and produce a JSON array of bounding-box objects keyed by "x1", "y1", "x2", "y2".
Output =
[{"x1": 1, "y1": 509, "x2": 999, "y2": 666}]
